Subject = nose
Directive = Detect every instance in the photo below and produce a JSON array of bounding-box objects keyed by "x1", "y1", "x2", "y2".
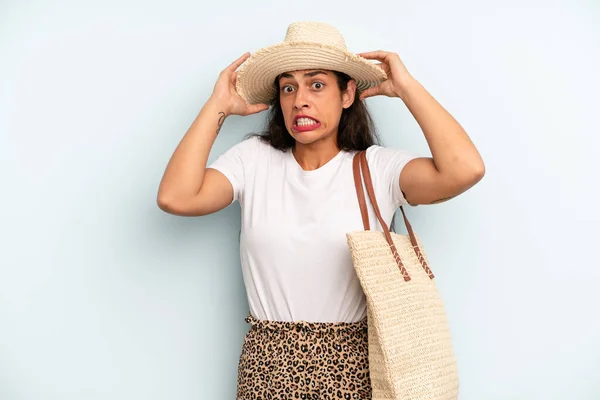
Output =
[{"x1": 293, "y1": 86, "x2": 310, "y2": 110}]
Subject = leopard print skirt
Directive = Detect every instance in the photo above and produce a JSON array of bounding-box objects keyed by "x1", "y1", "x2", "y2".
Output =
[{"x1": 236, "y1": 312, "x2": 371, "y2": 399}]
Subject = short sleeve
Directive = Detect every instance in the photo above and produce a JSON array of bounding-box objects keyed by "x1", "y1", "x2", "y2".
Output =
[
  {"x1": 207, "y1": 136, "x2": 259, "y2": 203},
  {"x1": 365, "y1": 145, "x2": 418, "y2": 207}
]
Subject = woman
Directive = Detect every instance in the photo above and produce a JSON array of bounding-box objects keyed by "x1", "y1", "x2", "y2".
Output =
[{"x1": 157, "y1": 22, "x2": 484, "y2": 400}]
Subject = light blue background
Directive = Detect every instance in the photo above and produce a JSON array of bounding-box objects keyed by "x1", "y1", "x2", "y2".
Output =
[{"x1": 1, "y1": 0, "x2": 599, "y2": 399}]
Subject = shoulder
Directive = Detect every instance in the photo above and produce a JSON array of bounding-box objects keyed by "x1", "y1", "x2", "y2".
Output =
[
  {"x1": 234, "y1": 135, "x2": 266, "y2": 152},
  {"x1": 363, "y1": 145, "x2": 418, "y2": 206},
  {"x1": 220, "y1": 135, "x2": 275, "y2": 159},
  {"x1": 365, "y1": 144, "x2": 416, "y2": 166},
  {"x1": 366, "y1": 144, "x2": 392, "y2": 159}
]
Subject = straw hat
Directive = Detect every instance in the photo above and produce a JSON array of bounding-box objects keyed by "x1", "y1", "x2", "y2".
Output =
[{"x1": 235, "y1": 22, "x2": 388, "y2": 105}]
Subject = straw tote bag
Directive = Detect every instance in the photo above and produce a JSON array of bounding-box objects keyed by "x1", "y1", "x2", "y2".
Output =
[{"x1": 346, "y1": 150, "x2": 459, "y2": 400}]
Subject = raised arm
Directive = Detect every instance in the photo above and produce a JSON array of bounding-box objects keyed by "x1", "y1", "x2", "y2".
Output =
[
  {"x1": 359, "y1": 50, "x2": 485, "y2": 205},
  {"x1": 157, "y1": 53, "x2": 269, "y2": 216}
]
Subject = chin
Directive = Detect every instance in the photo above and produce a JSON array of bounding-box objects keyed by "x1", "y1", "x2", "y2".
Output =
[
  {"x1": 288, "y1": 127, "x2": 332, "y2": 145},
  {"x1": 291, "y1": 134, "x2": 320, "y2": 145}
]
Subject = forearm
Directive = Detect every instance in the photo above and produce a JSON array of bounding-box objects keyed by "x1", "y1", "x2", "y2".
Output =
[
  {"x1": 157, "y1": 97, "x2": 229, "y2": 201},
  {"x1": 399, "y1": 77, "x2": 484, "y2": 178}
]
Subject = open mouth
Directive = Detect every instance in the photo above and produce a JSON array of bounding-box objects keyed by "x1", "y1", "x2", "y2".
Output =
[
  {"x1": 294, "y1": 117, "x2": 319, "y2": 127},
  {"x1": 292, "y1": 115, "x2": 321, "y2": 132}
]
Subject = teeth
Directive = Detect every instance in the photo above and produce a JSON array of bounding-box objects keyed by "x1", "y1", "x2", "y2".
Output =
[{"x1": 296, "y1": 117, "x2": 318, "y2": 126}]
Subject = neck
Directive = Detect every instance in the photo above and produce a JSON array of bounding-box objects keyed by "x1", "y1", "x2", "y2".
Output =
[{"x1": 292, "y1": 135, "x2": 340, "y2": 171}]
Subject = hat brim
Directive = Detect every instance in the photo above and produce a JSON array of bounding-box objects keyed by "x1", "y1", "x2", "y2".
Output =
[{"x1": 235, "y1": 42, "x2": 388, "y2": 105}]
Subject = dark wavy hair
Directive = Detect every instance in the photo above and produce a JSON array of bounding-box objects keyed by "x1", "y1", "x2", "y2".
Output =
[{"x1": 249, "y1": 71, "x2": 380, "y2": 151}]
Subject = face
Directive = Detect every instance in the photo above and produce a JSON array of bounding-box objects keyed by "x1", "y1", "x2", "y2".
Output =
[{"x1": 278, "y1": 69, "x2": 356, "y2": 146}]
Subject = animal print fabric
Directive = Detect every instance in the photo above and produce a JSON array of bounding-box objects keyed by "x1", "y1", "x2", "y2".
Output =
[{"x1": 236, "y1": 313, "x2": 372, "y2": 399}]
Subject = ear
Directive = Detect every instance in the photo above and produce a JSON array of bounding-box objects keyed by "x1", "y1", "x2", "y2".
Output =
[{"x1": 342, "y1": 79, "x2": 357, "y2": 109}]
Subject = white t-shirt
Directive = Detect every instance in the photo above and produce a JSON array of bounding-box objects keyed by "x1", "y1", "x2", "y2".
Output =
[{"x1": 208, "y1": 136, "x2": 417, "y2": 323}]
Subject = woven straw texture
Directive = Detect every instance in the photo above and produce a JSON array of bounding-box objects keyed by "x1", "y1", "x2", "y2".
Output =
[
  {"x1": 346, "y1": 230, "x2": 459, "y2": 400},
  {"x1": 236, "y1": 22, "x2": 387, "y2": 105}
]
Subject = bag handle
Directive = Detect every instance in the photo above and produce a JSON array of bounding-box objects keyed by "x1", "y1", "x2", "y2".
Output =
[
  {"x1": 352, "y1": 151, "x2": 434, "y2": 280},
  {"x1": 352, "y1": 152, "x2": 370, "y2": 230}
]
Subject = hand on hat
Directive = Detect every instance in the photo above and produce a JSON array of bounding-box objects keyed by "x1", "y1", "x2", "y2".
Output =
[
  {"x1": 357, "y1": 51, "x2": 414, "y2": 101},
  {"x1": 211, "y1": 53, "x2": 270, "y2": 117}
]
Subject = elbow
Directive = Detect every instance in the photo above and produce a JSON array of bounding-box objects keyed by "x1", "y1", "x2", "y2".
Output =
[
  {"x1": 450, "y1": 161, "x2": 486, "y2": 192},
  {"x1": 156, "y1": 196, "x2": 189, "y2": 216},
  {"x1": 471, "y1": 161, "x2": 486, "y2": 184},
  {"x1": 459, "y1": 154, "x2": 486, "y2": 185},
  {"x1": 156, "y1": 193, "x2": 210, "y2": 217},
  {"x1": 156, "y1": 191, "x2": 185, "y2": 214},
  {"x1": 157, "y1": 194, "x2": 174, "y2": 213},
  {"x1": 462, "y1": 163, "x2": 486, "y2": 193}
]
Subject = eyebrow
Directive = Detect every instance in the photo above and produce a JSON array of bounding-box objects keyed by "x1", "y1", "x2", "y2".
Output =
[{"x1": 279, "y1": 70, "x2": 329, "y2": 79}]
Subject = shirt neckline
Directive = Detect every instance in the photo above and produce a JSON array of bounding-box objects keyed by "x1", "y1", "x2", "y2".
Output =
[{"x1": 287, "y1": 148, "x2": 346, "y2": 177}]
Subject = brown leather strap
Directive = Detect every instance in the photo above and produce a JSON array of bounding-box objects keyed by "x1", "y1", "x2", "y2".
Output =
[
  {"x1": 352, "y1": 150, "x2": 434, "y2": 281},
  {"x1": 400, "y1": 206, "x2": 434, "y2": 279},
  {"x1": 357, "y1": 151, "x2": 411, "y2": 281},
  {"x1": 358, "y1": 152, "x2": 390, "y2": 235},
  {"x1": 352, "y1": 152, "x2": 370, "y2": 230}
]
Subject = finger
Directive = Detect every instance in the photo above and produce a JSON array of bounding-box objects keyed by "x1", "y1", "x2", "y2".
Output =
[
  {"x1": 359, "y1": 85, "x2": 381, "y2": 100},
  {"x1": 246, "y1": 103, "x2": 270, "y2": 115},
  {"x1": 357, "y1": 50, "x2": 389, "y2": 61},
  {"x1": 227, "y1": 52, "x2": 251, "y2": 71}
]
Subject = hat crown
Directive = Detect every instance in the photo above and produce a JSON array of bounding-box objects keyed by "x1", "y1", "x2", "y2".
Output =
[
  {"x1": 236, "y1": 21, "x2": 386, "y2": 104},
  {"x1": 284, "y1": 22, "x2": 347, "y2": 50}
]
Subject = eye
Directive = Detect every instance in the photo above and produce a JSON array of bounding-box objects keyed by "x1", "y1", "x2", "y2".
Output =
[
  {"x1": 312, "y1": 81, "x2": 324, "y2": 90},
  {"x1": 281, "y1": 85, "x2": 295, "y2": 94}
]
